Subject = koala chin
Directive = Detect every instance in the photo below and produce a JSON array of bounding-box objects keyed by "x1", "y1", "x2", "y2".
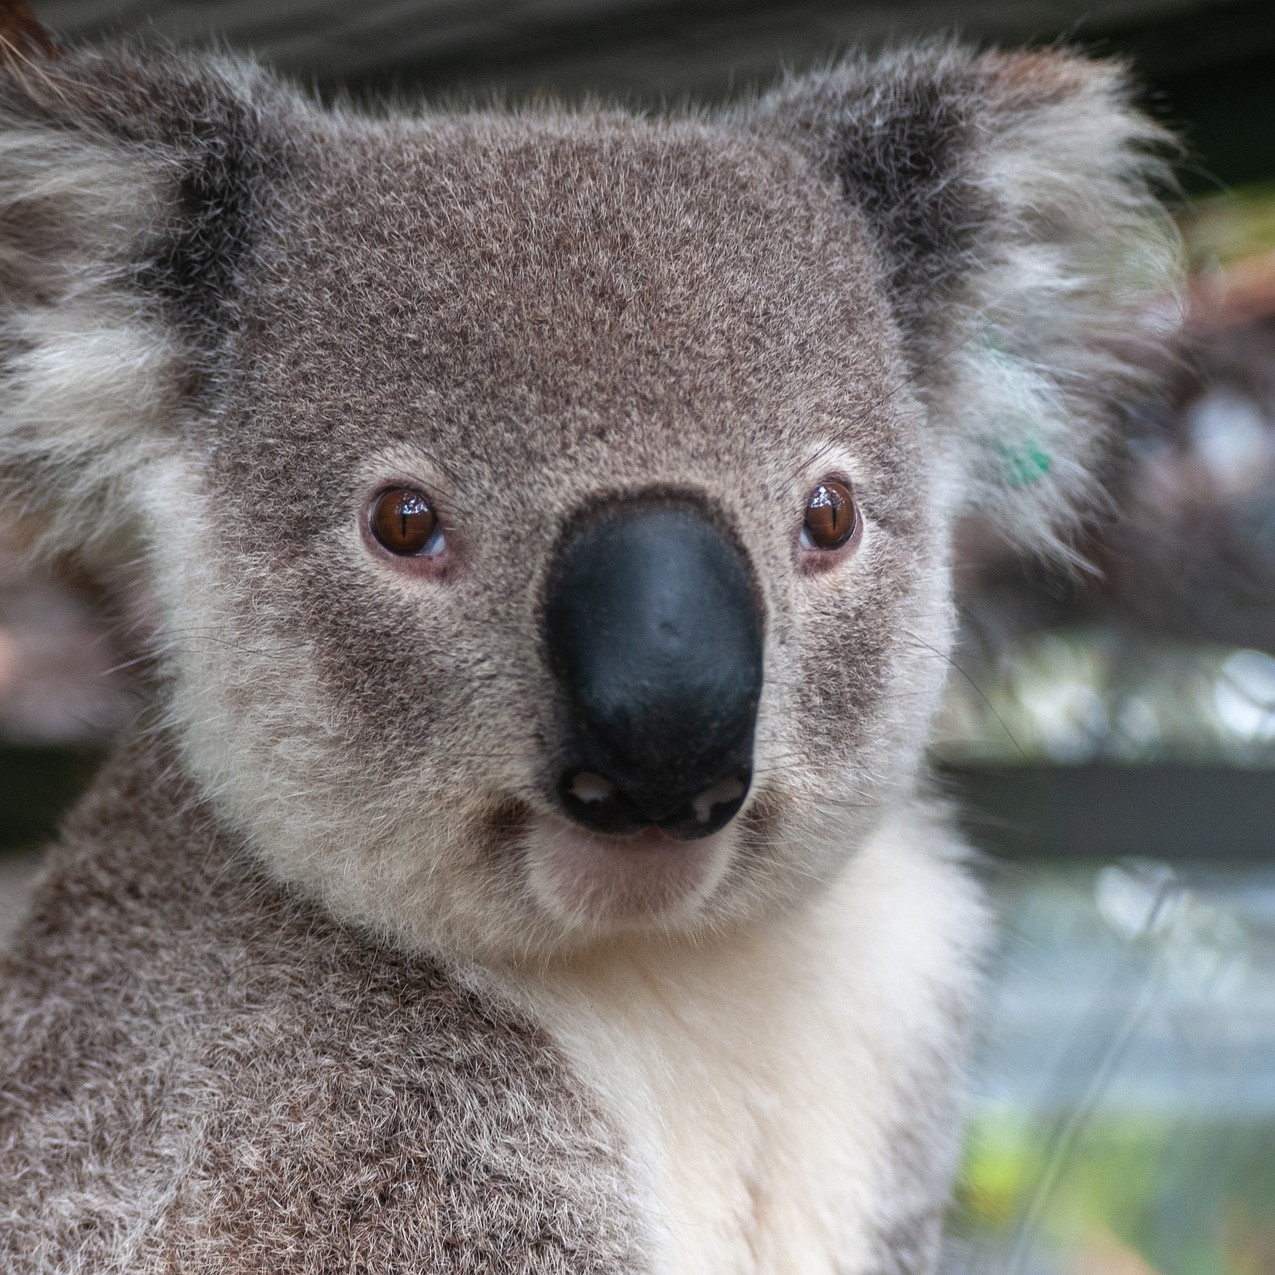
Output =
[{"x1": 0, "y1": 20, "x2": 1177, "y2": 1275}]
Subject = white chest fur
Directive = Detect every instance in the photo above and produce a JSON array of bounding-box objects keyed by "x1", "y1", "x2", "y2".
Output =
[{"x1": 499, "y1": 804, "x2": 988, "y2": 1274}]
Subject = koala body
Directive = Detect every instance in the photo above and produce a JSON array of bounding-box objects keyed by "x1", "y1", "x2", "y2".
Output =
[{"x1": 0, "y1": 31, "x2": 1175, "y2": 1274}]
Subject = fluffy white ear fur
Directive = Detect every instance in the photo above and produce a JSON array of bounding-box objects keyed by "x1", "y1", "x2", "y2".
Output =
[
  {"x1": 0, "y1": 81, "x2": 177, "y2": 565},
  {"x1": 0, "y1": 46, "x2": 280, "y2": 569},
  {"x1": 755, "y1": 46, "x2": 1183, "y2": 559}
]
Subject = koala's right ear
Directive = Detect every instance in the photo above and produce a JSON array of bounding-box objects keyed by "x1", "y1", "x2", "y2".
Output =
[
  {"x1": 750, "y1": 46, "x2": 1182, "y2": 560},
  {"x1": 0, "y1": 19, "x2": 286, "y2": 563}
]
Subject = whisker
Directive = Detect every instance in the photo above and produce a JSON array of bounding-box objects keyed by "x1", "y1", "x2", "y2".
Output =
[{"x1": 900, "y1": 628, "x2": 1027, "y2": 761}]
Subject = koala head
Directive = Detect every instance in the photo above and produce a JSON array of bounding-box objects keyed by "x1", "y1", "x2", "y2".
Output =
[{"x1": 0, "y1": 41, "x2": 1176, "y2": 961}]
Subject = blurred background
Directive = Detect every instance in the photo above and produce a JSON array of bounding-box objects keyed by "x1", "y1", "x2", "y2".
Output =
[{"x1": 4, "y1": 1, "x2": 1275, "y2": 1272}]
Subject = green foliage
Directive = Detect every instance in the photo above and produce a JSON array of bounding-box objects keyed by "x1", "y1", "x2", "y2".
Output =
[{"x1": 954, "y1": 1110, "x2": 1275, "y2": 1275}]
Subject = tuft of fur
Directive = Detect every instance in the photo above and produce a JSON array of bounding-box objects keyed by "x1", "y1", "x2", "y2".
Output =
[
  {"x1": 0, "y1": 37, "x2": 1178, "y2": 1273},
  {"x1": 0, "y1": 45, "x2": 293, "y2": 565}
]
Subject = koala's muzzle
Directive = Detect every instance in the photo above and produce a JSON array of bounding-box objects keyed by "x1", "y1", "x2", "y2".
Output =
[{"x1": 545, "y1": 506, "x2": 763, "y2": 839}]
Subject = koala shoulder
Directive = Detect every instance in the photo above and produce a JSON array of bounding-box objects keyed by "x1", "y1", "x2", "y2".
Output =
[{"x1": 0, "y1": 732, "x2": 649, "y2": 1272}]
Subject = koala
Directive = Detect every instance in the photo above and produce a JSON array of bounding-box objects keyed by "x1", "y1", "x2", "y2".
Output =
[{"x1": 0, "y1": 11, "x2": 1177, "y2": 1273}]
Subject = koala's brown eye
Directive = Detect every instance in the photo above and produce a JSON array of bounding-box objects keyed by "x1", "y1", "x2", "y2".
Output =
[
  {"x1": 371, "y1": 488, "x2": 442, "y2": 556},
  {"x1": 801, "y1": 480, "x2": 858, "y2": 551}
]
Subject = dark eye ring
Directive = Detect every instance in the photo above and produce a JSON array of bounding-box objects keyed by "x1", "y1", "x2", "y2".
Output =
[
  {"x1": 370, "y1": 487, "x2": 444, "y2": 557},
  {"x1": 800, "y1": 479, "x2": 859, "y2": 552}
]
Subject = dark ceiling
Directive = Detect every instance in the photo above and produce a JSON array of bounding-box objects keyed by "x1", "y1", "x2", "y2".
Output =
[{"x1": 29, "y1": 0, "x2": 1275, "y2": 188}]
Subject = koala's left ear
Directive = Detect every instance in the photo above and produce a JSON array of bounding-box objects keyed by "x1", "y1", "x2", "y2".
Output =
[
  {"x1": 0, "y1": 22, "x2": 289, "y2": 567},
  {"x1": 750, "y1": 45, "x2": 1182, "y2": 556}
]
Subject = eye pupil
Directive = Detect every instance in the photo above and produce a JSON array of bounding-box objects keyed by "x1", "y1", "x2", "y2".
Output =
[
  {"x1": 803, "y1": 480, "x2": 857, "y2": 551},
  {"x1": 372, "y1": 488, "x2": 440, "y2": 556}
]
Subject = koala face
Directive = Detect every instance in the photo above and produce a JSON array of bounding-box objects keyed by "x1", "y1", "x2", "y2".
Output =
[
  {"x1": 158, "y1": 116, "x2": 952, "y2": 956},
  {"x1": 0, "y1": 47, "x2": 1177, "y2": 960}
]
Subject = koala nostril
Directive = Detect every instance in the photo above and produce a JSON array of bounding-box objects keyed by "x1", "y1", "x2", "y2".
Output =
[
  {"x1": 658, "y1": 768, "x2": 752, "y2": 839},
  {"x1": 691, "y1": 775, "x2": 747, "y2": 826},
  {"x1": 568, "y1": 772, "x2": 616, "y2": 805},
  {"x1": 558, "y1": 769, "x2": 648, "y2": 836}
]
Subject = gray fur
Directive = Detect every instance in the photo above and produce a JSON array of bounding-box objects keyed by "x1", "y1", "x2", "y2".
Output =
[
  {"x1": 0, "y1": 729, "x2": 647, "y2": 1271},
  {"x1": 0, "y1": 37, "x2": 1178, "y2": 1272}
]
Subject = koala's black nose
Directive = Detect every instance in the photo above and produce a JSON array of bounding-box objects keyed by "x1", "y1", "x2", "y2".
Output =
[{"x1": 545, "y1": 505, "x2": 763, "y2": 840}]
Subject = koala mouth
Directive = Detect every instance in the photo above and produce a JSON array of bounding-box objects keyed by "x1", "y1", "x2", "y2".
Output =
[{"x1": 523, "y1": 813, "x2": 738, "y2": 928}]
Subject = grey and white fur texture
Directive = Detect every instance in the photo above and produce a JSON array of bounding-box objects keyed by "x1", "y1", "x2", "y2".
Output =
[{"x1": 0, "y1": 22, "x2": 1177, "y2": 1274}]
